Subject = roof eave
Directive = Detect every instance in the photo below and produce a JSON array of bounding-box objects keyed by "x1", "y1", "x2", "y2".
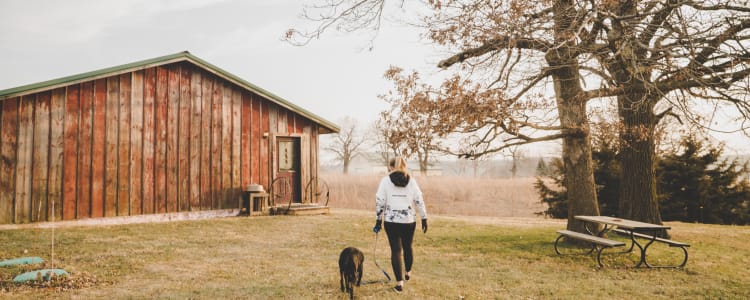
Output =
[{"x1": 180, "y1": 53, "x2": 340, "y2": 134}]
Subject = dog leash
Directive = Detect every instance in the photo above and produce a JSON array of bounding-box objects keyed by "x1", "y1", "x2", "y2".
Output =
[
  {"x1": 373, "y1": 231, "x2": 391, "y2": 282},
  {"x1": 374, "y1": 177, "x2": 391, "y2": 282}
]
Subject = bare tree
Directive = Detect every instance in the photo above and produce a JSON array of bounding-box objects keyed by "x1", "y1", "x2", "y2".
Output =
[
  {"x1": 289, "y1": 1, "x2": 601, "y2": 233},
  {"x1": 429, "y1": 1, "x2": 604, "y2": 232},
  {"x1": 379, "y1": 67, "x2": 445, "y2": 175},
  {"x1": 469, "y1": 152, "x2": 494, "y2": 178},
  {"x1": 454, "y1": 135, "x2": 495, "y2": 177},
  {"x1": 433, "y1": 0, "x2": 750, "y2": 227},
  {"x1": 324, "y1": 116, "x2": 367, "y2": 174},
  {"x1": 590, "y1": 1, "x2": 750, "y2": 225},
  {"x1": 508, "y1": 147, "x2": 525, "y2": 179},
  {"x1": 371, "y1": 115, "x2": 401, "y2": 168},
  {"x1": 287, "y1": 0, "x2": 750, "y2": 230}
]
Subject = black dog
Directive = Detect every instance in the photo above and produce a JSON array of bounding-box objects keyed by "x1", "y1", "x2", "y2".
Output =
[{"x1": 339, "y1": 247, "x2": 364, "y2": 299}]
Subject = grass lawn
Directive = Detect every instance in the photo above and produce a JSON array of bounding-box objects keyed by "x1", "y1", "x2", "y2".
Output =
[{"x1": 1, "y1": 208, "x2": 748, "y2": 299}]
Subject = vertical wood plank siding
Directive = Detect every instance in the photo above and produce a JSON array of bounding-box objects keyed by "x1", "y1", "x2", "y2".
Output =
[
  {"x1": 16, "y1": 95, "x2": 34, "y2": 223},
  {"x1": 49, "y1": 89, "x2": 65, "y2": 221},
  {"x1": 130, "y1": 71, "x2": 144, "y2": 215},
  {"x1": 250, "y1": 96, "x2": 261, "y2": 185},
  {"x1": 154, "y1": 66, "x2": 168, "y2": 214},
  {"x1": 142, "y1": 68, "x2": 156, "y2": 214},
  {"x1": 199, "y1": 73, "x2": 212, "y2": 210},
  {"x1": 118, "y1": 74, "x2": 132, "y2": 216},
  {"x1": 31, "y1": 92, "x2": 51, "y2": 222},
  {"x1": 0, "y1": 61, "x2": 322, "y2": 224},
  {"x1": 188, "y1": 70, "x2": 202, "y2": 211},
  {"x1": 166, "y1": 65, "x2": 179, "y2": 213},
  {"x1": 260, "y1": 101, "x2": 269, "y2": 190},
  {"x1": 0, "y1": 98, "x2": 19, "y2": 224},
  {"x1": 220, "y1": 84, "x2": 232, "y2": 209},
  {"x1": 178, "y1": 66, "x2": 192, "y2": 212},
  {"x1": 240, "y1": 94, "x2": 251, "y2": 189},
  {"x1": 61, "y1": 86, "x2": 79, "y2": 220},
  {"x1": 78, "y1": 82, "x2": 93, "y2": 219},
  {"x1": 230, "y1": 89, "x2": 241, "y2": 210},
  {"x1": 104, "y1": 77, "x2": 119, "y2": 217},
  {"x1": 210, "y1": 80, "x2": 222, "y2": 209},
  {"x1": 91, "y1": 79, "x2": 106, "y2": 218}
]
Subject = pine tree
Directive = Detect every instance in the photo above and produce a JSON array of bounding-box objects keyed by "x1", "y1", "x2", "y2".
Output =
[
  {"x1": 534, "y1": 158, "x2": 567, "y2": 218},
  {"x1": 657, "y1": 137, "x2": 750, "y2": 225},
  {"x1": 537, "y1": 134, "x2": 750, "y2": 224},
  {"x1": 535, "y1": 158, "x2": 549, "y2": 177},
  {"x1": 536, "y1": 136, "x2": 621, "y2": 218},
  {"x1": 591, "y1": 139, "x2": 620, "y2": 217}
]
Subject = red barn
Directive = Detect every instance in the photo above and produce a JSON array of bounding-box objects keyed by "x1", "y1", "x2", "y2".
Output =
[{"x1": 0, "y1": 51, "x2": 339, "y2": 224}]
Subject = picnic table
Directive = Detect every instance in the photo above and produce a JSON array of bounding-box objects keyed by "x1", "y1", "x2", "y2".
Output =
[{"x1": 554, "y1": 216, "x2": 689, "y2": 268}]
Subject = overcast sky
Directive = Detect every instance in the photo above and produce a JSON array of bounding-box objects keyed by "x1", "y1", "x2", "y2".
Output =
[
  {"x1": 1, "y1": 0, "x2": 747, "y2": 157},
  {"x1": 0, "y1": 0, "x2": 442, "y2": 130}
]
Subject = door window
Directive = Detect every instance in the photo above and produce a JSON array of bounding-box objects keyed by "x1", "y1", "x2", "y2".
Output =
[{"x1": 278, "y1": 140, "x2": 296, "y2": 171}]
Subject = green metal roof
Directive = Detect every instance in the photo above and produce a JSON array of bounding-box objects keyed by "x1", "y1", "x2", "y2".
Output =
[{"x1": 0, "y1": 51, "x2": 339, "y2": 134}]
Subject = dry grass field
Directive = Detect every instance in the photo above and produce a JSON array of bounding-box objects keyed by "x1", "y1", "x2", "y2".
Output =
[
  {"x1": 1, "y1": 174, "x2": 749, "y2": 299},
  {"x1": 324, "y1": 173, "x2": 548, "y2": 218},
  {"x1": 1, "y1": 209, "x2": 749, "y2": 299}
]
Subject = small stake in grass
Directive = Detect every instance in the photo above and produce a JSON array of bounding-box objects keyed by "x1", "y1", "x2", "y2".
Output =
[{"x1": 14, "y1": 196, "x2": 70, "y2": 283}]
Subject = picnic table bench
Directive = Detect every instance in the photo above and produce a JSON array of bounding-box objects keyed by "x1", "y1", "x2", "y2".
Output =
[
  {"x1": 554, "y1": 230, "x2": 626, "y2": 267},
  {"x1": 554, "y1": 216, "x2": 690, "y2": 268},
  {"x1": 611, "y1": 228, "x2": 690, "y2": 268}
]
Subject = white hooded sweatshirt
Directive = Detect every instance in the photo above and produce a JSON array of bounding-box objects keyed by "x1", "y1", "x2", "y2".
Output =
[{"x1": 375, "y1": 171, "x2": 428, "y2": 224}]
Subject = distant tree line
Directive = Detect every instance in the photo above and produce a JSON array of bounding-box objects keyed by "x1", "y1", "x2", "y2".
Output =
[{"x1": 536, "y1": 135, "x2": 750, "y2": 225}]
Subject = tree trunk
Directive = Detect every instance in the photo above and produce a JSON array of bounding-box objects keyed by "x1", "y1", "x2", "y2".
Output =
[
  {"x1": 607, "y1": 0, "x2": 665, "y2": 233},
  {"x1": 618, "y1": 93, "x2": 665, "y2": 234},
  {"x1": 418, "y1": 150, "x2": 428, "y2": 176},
  {"x1": 550, "y1": 0, "x2": 600, "y2": 233},
  {"x1": 342, "y1": 157, "x2": 350, "y2": 174},
  {"x1": 558, "y1": 95, "x2": 600, "y2": 233},
  {"x1": 548, "y1": 60, "x2": 600, "y2": 234}
]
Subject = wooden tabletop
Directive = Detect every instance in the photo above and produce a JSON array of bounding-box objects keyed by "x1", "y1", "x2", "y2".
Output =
[{"x1": 575, "y1": 215, "x2": 670, "y2": 230}]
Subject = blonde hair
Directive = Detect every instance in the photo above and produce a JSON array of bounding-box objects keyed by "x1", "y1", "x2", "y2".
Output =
[{"x1": 389, "y1": 156, "x2": 409, "y2": 175}]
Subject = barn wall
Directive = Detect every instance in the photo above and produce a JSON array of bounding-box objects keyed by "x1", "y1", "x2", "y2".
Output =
[{"x1": 0, "y1": 61, "x2": 322, "y2": 224}]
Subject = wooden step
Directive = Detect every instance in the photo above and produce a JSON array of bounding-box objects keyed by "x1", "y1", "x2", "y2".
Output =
[{"x1": 273, "y1": 204, "x2": 330, "y2": 216}]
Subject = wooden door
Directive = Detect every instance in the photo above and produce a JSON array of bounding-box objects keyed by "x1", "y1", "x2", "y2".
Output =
[{"x1": 276, "y1": 137, "x2": 301, "y2": 204}]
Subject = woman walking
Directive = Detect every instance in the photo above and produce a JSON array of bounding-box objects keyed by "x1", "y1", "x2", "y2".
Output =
[{"x1": 373, "y1": 156, "x2": 428, "y2": 293}]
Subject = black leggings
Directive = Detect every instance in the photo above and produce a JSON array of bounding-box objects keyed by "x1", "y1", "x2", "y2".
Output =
[{"x1": 384, "y1": 221, "x2": 416, "y2": 281}]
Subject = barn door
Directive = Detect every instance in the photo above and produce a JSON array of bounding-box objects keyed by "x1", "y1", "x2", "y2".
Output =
[{"x1": 276, "y1": 137, "x2": 301, "y2": 204}]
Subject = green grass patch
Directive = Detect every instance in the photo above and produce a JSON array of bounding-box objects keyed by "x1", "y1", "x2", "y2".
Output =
[{"x1": 1, "y1": 209, "x2": 748, "y2": 299}]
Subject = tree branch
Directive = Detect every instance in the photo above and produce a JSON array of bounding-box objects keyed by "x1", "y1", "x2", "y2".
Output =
[
  {"x1": 437, "y1": 37, "x2": 552, "y2": 69},
  {"x1": 447, "y1": 132, "x2": 567, "y2": 159},
  {"x1": 285, "y1": 0, "x2": 386, "y2": 46},
  {"x1": 637, "y1": 0, "x2": 678, "y2": 48},
  {"x1": 655, "y1": 106, "x2": 682, "y2": 125},
  {"x1": 688, "y1": 3, "x2": 750, "y2": 13},
  {"x1": 661, "y1": 63, "x2": 750, "y2": 93},
  {"x1": 686, "y1": 18, "x2": 750, "y2": 69}
]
